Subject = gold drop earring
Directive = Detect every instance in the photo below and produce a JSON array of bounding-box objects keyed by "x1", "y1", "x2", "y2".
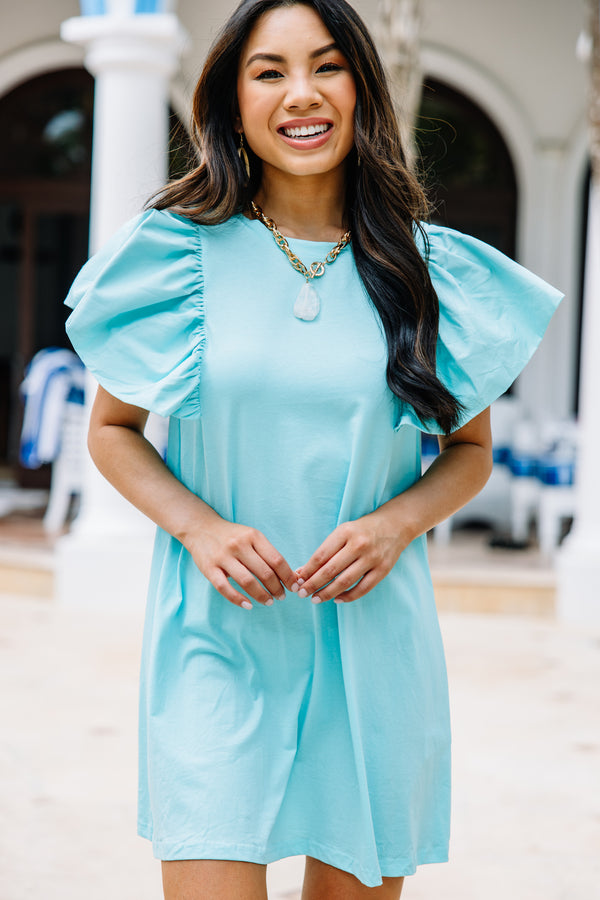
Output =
[{"x1": 238, "y1": 132, "x2": 251, "y2": 180}]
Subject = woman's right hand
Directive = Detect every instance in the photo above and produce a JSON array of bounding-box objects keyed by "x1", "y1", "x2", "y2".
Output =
[
  {"x1": 184, "y1": 515, "x2": 297, "y2": 609},
  {"x1": 87, "y1": 386, "x2": 296, "y2": 610}
]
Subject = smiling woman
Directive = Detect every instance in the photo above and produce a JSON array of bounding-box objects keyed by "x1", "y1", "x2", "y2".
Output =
[
  {"x1": 62, "y1": 1, "x2": 563, "y2": 898},
  {"x1": 236, "y1": 8, "x2": 356, "y2": 188}
]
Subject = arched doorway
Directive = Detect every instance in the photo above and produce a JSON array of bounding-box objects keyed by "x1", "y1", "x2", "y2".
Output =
[
  {"x1": 0, "y1": 67, "x2": 194, "y2": 473},
  {"x1": 416, "y1": 78, "x2": 518, "y2": 258},
  {"x1": 0, "y1": 68, "x2": 94, "y2": 472}
]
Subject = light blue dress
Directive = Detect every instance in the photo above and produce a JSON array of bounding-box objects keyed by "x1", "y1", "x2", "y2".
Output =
[{"x1": 65, "y1": 209, "x2": 562, "y2": 887}]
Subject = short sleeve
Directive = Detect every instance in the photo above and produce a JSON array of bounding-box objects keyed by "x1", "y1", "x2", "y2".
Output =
[
  {"x1": 395, "y1": 222, "x2": 564, "y2": 433},
  {"x1": 64, "y1": 208, "x2": 204, "y2": 419}
]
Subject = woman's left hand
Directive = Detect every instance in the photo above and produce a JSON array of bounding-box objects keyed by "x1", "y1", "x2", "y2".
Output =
[{"x1": 293, "y1": 509, "x2": 410, "y2": 605}]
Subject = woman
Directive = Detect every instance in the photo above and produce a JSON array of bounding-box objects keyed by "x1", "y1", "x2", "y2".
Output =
[{"x1": 64, "y1": 1, "x2": 562, "y2": 897}]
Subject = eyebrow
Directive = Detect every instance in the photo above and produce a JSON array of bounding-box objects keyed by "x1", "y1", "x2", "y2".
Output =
[{"x1": 245, "y1": 42, "x2": 339, "y2": 68}]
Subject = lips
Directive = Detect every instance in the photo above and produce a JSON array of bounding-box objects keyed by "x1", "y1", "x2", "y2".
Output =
[{"x1": 277, "y1": 118, "x2": 334, "y2": 149}]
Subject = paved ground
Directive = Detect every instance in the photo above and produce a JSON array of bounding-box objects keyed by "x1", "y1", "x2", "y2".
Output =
[{"x1": 0, "y1": 593, "x2": 598, "y2": 900}]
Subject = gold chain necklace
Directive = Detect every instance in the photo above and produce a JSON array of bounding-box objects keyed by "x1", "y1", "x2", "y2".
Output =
[{"x1": 250, "y1": 200, "x2": 351, "y2": 321}]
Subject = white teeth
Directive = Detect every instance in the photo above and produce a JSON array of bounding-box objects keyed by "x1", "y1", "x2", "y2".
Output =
[{"x1": 283, "y1": 123, "x2": 329, "y2": 138}]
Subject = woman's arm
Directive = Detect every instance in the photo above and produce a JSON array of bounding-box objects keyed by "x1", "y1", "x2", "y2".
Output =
[
  {"x1": 88, "y1": 386, "x2": 297, "y2": 608},
  {"x1": 294, "y1": 407, "x2": 493, "y2": 604}
]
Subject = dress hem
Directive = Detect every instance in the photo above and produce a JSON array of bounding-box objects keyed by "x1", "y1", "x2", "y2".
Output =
[{"x1": 137, "y1": 821, "x2": 449, "y2": 888}]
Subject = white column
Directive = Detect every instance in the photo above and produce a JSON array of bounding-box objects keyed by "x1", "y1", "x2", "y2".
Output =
[
  {"x1": 515, "y1": 141, "x2": 574, "y2": 424},
  {"x1": 56, "y1": 9, "x2": 187, "y2": 607},
  {"x1": 556, "y1": 180, "x2": 600, "y2": 626}
]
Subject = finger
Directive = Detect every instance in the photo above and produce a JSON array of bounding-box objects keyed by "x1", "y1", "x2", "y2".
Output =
[
  {"x1": 333, "y1": 570, "x2": 380, "y2": 605},
  {"x1": 294, "y1": 529, "x2": 348, "y2": 589},
  {"x1": 297, "y1": 545, "x2": 359, "y2": 598},
  {"x1": 310, "y1": 560, "x2": 369, "y2": 604},
  {"x1": 251, "y1": 532, "x2": 297, "y2": 592},
  {"x1": 227, "y1": 559, "x2": 274, "y2": 606},
  {"x1": 244, "y1": 547, "x2": 287, "y2": 600},
  {"x1": 211, "y1": 568, "x2": 256, "y2": 610}
]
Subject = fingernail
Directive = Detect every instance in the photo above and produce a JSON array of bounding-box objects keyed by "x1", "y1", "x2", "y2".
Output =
[
  {"x1": 241, "y1": 600, "x2": 253, "y2": 610},
  {"x1": 291, "y1": 583, "x2": 299, "y2": 593},
  {"x1": 277, "y1": 594, "x2": 285, "y2": 601},
  {"x1": 265, "y1": 598, "x2": 274, "y2": 606},
  {"x1": 334, "y1": 598, "x2": 343, "y2": 604},
  {"x1": 312, "y1": 596, "x2": 322, "y2": 604},
  {"x1": 298, "y1": 588, "x2": 308, "y2": 599},
  {"x1": 297, "y1": 577, "x2": 305, "y2": 586}
]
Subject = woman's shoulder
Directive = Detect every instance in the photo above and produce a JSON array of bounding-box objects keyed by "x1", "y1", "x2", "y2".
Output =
[
  {"x1": 105, "y1": 206, "x2": 247, "y2": 245},
  {"x1": 124, "y1": 206, "x2": 232, "y2": 244},
  {"x1": 147, "y1": 207, "x2": 249, "y2": 240},
  {"x1": 65, "y1": 209, "x2": 251, "y2": 308}
]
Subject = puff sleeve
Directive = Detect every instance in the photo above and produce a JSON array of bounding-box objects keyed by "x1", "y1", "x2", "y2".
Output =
[
  {"x1": 64, "y1": 208, "x2": 204, "y2": 419},
  {"x1": 396, "y1": 222, "x2": 564, "y2": 433}
]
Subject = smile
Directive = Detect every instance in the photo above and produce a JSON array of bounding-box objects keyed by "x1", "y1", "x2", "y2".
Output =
[
  {"x1": 276, "y1": 120, "x2": 335, "y2": 150},
  {"x1": 280, "y1": 123, "x2": 332, "y2": 139}
]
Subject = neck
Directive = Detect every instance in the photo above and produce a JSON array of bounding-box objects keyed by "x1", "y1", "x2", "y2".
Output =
[{"x1": 253, "y1": 165, "x2": 348, "y2": 241}]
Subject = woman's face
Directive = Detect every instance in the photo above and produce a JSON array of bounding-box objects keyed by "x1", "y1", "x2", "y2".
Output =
[{"x1": 236, "y1": 4, "x2": 357, "y2": 182}]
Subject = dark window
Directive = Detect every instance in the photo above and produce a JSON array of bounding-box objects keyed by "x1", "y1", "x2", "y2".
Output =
[{"x1": 0, "y1": 69, "x2": 93, "y2": 181}]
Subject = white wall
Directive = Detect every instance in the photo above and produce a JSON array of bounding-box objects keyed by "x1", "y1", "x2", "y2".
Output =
[{"x1": 0, "y1": 2, "x2": 79, "y2": 64}]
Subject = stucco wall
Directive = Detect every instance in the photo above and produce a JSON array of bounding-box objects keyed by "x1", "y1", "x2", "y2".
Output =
[{"x1": 0, "y1": 2, "x2": 79, "y2": 63}]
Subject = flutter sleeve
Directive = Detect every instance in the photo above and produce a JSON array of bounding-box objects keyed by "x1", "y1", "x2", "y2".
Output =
[
  {"x1": 396, "y1": 222, "x2": 564, "y2": 433},
  {"x1": 64, "y1": 208, "x2": 204, "y2": 419}
]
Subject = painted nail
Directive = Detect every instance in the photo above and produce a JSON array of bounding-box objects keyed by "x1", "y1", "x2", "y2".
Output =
[
  {"x1": 297, "y1": 577, "x2": 305, "y2": 586},
  {"x1": 334, "y1": 598, "x2": 344, "y2": 604},
  {"x1": 241, "y1": 600, "x2": 253, "y2": 610},
  {"x1": 277, "y1": 594, "x2": 286, "y2": 601},
  {"x1": 298, "y1": 588, "x2": 308, "y2": 599},
  {"x1": 312, "y1": 596, "x2": 322, "y2": 604},
  {"x1": 291, "y1": 583, "x2": 299, "y2": 593},
  {"x1": 265, "y1": 598, "x2": 274, "y2": 606}
]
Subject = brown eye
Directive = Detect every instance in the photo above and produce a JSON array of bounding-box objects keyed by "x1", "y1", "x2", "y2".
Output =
[{"x1": 256, "y1": 69, "x2": 283, "y2": 80}]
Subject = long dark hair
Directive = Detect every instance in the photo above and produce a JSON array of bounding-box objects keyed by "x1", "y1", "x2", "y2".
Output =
[{"x1": 151, "y1": 0, "x2": 462, "y2": 433}]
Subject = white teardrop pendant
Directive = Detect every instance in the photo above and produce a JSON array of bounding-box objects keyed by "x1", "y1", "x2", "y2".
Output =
[{"x1": 293, "y1": 280, "x2": 320, "y2": 321}]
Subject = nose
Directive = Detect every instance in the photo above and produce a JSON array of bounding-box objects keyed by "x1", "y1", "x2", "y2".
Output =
[{"x1": 284, "y1": 73, "x2": 322, "y2": 111}]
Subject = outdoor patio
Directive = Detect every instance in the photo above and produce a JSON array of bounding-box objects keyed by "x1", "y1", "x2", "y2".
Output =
[
  {"x1": 0, "y1": 501, "x2": 599, "y2": 900},
  {"x1": 1, "y1": 591, "x2": 599, "y2": 900}
]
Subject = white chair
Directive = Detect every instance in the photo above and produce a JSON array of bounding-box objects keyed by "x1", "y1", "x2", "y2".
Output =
[
  {"x1": 537, "y1": 484, "x2": 576, "y2": 556},
  {"x1": 510, "y1": 475, "x2": 540, "y2": 543},
  {"x1": 43, "y1": 398, "x2": 86, "y2": 534}
]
